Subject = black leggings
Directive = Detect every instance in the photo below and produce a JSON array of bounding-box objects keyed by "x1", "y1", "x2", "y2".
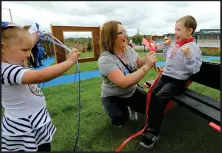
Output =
[
  {"x1": 101, "y1": 87, "x2": 147, "y2": 126},
  {"x1": 17, "y1": 143, "x2": 51, "y2": 152},
  {"x1": 37, "y1": 143, "x2": 51, "y2": 152},
  {"x1": 147, "y1": 75, "x2": 187, "y2": 134},
  {"x1": 101, "y1": 75, "x2": 187, "y2": 130}
]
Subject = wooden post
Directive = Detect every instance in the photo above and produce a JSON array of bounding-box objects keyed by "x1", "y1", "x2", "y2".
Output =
[
  {"x1": 50, "y1": 24, "x2": 66, "y2": 63},
  {"x1": 50, "y1": 24, "x2": 100, "y2": 63}
]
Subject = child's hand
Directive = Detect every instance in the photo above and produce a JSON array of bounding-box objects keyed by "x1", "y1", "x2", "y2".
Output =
[
  {"x1": 164, "y1": 39, "x2": 171, "y2": 46},
  {"x1": 67, "y1": 48, "x2": 81, "y2": 64},
  {"x1": 181, "y1": 46, "x2": 191, "y2": 57}
]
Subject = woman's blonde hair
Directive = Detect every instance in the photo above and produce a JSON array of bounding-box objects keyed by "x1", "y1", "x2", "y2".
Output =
[{"x1": 100, "y1": 20, "x2": 122, "y2": 54}]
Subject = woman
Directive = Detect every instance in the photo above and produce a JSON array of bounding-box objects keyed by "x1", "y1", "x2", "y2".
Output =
[{"x1": 98, "y1": 20, "x2": 156, "y2": 146}]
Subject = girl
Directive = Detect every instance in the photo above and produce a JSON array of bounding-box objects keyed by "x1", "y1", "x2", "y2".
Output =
[{"x1": 1, "y1": 21, "x2": 80, "y2": 152}]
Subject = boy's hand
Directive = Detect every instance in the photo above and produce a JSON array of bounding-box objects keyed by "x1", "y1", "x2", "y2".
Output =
[
  {"x1": 181, "y1": 46, "x2": 191, "y2": 57},
  {"x1": 164, "y1": 39, "x2": 171, "y2": 46}
]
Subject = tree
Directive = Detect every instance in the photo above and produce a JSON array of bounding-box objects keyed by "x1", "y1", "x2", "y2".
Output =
[
  {"x1": 136, "y1": 27, "x2": 140, "y2": 35},
  {"x1": 132, "y1": 28, "x2": 143, "y2": 45},
  {"x1": 131, "y1": 27, "x2": 144, "y2": 45},
  {"x1": 87, "y1": 42, "x2": 92, "y2": 52}
]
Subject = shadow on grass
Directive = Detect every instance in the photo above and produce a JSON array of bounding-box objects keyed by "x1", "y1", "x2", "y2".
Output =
[
  {"x1": 77, "y1": 106, "x2": 221, "y2": 152},
  {"x1": 75, "y1": 113, "x2": 146, "y2": 151}
]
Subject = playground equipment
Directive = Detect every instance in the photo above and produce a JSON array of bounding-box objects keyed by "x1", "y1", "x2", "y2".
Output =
[
  {"x1": 115, "y1": 37, "x2": 220, "y2": 152},
  {"x1": 50, "y1": 24, "x2": 100, "y2": 64}
]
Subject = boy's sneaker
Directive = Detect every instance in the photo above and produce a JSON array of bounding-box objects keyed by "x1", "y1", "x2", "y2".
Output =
[
  {"x1": 140, "y1": 132, "x2": 159, "y2": 149},
  {"x1": 139, "y1": 127, "x2": 149, "y2": 136}
]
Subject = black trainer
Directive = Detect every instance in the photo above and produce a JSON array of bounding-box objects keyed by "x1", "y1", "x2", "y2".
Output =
[
  {"x1": 138, "y1": 127, "x2": 154, "y2": 136},
  {"x1": 138, "y1": 127, "x2": 148, "y2": 136},
  {"x1": 140, "y1": 132, "x2": 159, "y2": 149}
]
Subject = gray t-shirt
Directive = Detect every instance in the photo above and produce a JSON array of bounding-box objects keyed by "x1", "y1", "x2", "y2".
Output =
[{"x1": 98, "y1": 46, "x2": 140, "y2": 98}]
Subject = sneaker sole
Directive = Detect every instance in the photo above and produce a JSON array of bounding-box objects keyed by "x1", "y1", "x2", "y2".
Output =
[
  {"x1": 139, "y1": 136, "x2": 159, "y2": 149},
  {"x1": 140, "y1": 134, "x2": 160, "y2": 140},
  {"x1": 139, "y1": 142, "x2": 155, "y2": 149},
  {"x1": 116, "y1": 125, "x2": 123, "y2": 127}
]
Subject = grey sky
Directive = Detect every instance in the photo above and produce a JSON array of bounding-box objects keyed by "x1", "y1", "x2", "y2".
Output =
[{"x1": 2, "y1": 1, "x2": 220, "y2": 38}]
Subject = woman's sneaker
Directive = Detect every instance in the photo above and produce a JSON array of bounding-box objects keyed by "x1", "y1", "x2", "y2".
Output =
[
  {"x1": 128, "y1": 107, "x2": 138, "y2": 120},
  {"x1": 140, "y1": 132, "x2": 159, "y2": 149}
]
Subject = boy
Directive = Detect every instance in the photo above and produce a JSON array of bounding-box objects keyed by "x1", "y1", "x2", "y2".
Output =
[{"x1": 140, "y1": 15, "x2": 202, "y2": 149}]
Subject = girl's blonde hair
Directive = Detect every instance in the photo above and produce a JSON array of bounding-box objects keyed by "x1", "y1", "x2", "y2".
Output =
[
  {"x1": 2, "y1": 26, "x2": 35, "y2": 66},
  {"x1": 2, "y1": 26, "x2": 28, "y2": 44},
  {"x1": 100, "y1": 20, "x2": 122, "y2": 54}
]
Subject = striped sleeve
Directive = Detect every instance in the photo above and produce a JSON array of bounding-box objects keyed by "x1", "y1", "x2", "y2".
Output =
[{"x1": 1, "y1": 64, "x2": 29, "y2": 85}]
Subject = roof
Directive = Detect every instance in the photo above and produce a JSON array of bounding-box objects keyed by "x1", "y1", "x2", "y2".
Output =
[
  {"x1": 167, "y1": 29, "x2": 220, "y2": 36},
  {"x1": 199, "y1": 29, "x2": 220, "y2": 32}
]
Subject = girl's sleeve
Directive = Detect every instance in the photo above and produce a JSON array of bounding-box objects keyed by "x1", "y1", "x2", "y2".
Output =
[{"x1": 1, "y1": 64, "x2": 29, "y2": 85}]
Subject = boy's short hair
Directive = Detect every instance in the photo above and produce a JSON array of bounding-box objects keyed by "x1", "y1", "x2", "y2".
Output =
[{"x1": 176, "y1": 15, "x2": 197, "y2": 34}]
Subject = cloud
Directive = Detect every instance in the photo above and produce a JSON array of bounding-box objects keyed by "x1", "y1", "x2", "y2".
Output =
[{"x1": 2, "y1": 1, "x2": 220, "y2": 36}]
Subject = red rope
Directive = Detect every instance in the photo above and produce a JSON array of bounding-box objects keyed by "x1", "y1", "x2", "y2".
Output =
[
  {"x1": 116, "y1": 70, "x2": 162, "y2": 152},
  {"x1": 116, "y1": 39, "x2": 162, "y2": 152}
]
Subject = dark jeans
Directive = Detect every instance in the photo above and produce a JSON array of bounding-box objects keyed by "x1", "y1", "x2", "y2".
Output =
[
  {"x1": 147, "y1": 75, "x2": 187, "y2": 134},
  {"x1": 101, "y1": 87, "x2": 147, "y2": 126},
  {"x1": 101, "y1": 75, "x2": 187, "y2": 133}
]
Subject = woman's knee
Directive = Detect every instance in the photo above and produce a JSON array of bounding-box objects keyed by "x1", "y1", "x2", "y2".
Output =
[
  {"x1": 110, "y1": 115, "x2": 129, "y2": 126},
  {"x1": 101, "y1": 97, "x2": 129, "y2": 126}
]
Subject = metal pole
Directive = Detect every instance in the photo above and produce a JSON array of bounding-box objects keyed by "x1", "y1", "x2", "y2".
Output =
[
  {"x1": 8, "y1": 9, "x2": 13, "y2": 23},
  {"x1": 144, "y1": 35, "x2": 145, "y2": 52},
  {"x1": 196, "y1": 35, "x2": 198, "y2": 44},
  {"x1": 2, "y1": 8, "x2": 13, "y2": 23},
  {"x1": 195, "y1": 33, "x2": 198, "y2": 44}
]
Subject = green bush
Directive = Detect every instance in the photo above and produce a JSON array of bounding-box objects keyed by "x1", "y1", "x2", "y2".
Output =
[
  {"x1": 200, "y1": 48, "x2": 220, "y2": 56},
  {"x1": 87, "y1": 42, "x2": 92, "y2": 52},
  {"x1": 135, "y1": 49, "x2": 162, "y2": 53},
  {"x1": 135, "y1": 48, "x2": 220, "y2": 56}
]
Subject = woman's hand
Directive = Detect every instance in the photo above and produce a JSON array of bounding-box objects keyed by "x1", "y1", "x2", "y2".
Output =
[{"x1": 144, "y1": 51, "x2": 156, "y2": 69}]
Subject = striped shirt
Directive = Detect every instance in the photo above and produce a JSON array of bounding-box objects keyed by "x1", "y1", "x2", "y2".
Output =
[{"x1": 1, "y1": 62, "x2": 56, "y2": 151}]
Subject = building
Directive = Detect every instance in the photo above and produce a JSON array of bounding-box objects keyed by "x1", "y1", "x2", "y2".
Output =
[
  {"x1": 151, "y1": 29, "x2": 220, "y2": 48},
  {"x1": 167, "y1": 29, "x2": 220, "y2": 42},
  {"x1": 193, "y1": 29, "x2": 220, "y2": 40}
]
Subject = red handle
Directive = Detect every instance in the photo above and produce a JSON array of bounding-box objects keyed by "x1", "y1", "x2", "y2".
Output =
[{"x1": 209, "y1": 122, "x2": 220, "y2": 132}]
